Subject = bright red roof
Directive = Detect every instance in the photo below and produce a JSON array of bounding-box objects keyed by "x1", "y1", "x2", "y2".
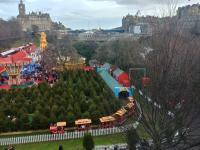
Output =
[
  {"x1": 0, "y1": 85, "x2": 11, "y2": 90},
  {"x1": 84, "y1": 66, "x2": 95, "y2": 71},
  {"x1": 0, "y1": 50, "x2": 32, "y2": 65},
  {"x1": 12, "y1": 51, "x2": 27, "y2": 60},
  {"x1": 0, "y1": 66, "x2": 6, "y2": 73}
]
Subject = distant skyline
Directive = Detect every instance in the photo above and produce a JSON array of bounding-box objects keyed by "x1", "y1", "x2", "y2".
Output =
[{"x1": 0, "y1": 0, "x2": 199, "y2": 29}]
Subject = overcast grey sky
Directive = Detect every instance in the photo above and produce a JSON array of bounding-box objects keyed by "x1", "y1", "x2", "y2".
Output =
[{"x1": 0, "y1": 0, "x2": 199, "y2": 29}]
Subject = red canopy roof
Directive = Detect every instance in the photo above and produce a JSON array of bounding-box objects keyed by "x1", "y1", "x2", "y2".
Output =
[
  {"x1": 0, "y1": 85, "x2": 11, "y2": 90},
  {"x1": 0, "y1": 66, "x2": 6, "y2": 73},
  {"x1": 84, "y1": 66, "x2": 95, "y2": 71},
  {"x1": 0, "y1": 51, "x2": 32, "y2": 65}
]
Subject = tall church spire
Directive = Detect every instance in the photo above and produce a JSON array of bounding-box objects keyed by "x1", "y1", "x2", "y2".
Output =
[{"x1": 19, "y1": 0, "x2": 26, "y2": 16}]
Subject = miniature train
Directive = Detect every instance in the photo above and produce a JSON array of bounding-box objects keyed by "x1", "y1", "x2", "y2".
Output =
[{"x1": 49, "y1": 97, "x2": 136, "y2": 134}]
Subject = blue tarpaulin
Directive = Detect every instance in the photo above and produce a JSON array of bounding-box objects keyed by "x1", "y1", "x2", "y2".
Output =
[
  {"x1": 113, "y1": 68, "x2": 124, "y2": 78},
  {"x1": 98, "y1": 70, "x2": 133, "y2": 98},
  {"x1": 22, "y1": 62, "x2": 40, "y2": 76},
  {"x1": 97, "y1": 63, "x2": 111, "y2": 72}
]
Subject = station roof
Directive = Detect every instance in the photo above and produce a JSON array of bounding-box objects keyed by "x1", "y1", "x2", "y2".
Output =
[
  {"x1": 0, "y1": 43, "x2": 35, "y2": 57},
  {"x1": 0, "y1": 51, "x2": 32, "y2": 65},
  {"x1": 57, "y1": 122, "x2": 67, "y2": 127},
  {"x1": 114, "y1": 108, "x2": 127, "y2": 117},
  {"x1": 1, "y1": 49, "x2": 16, "y2": 57},
  {"x1": 75, "y1": 119, "x2": 92, "y2": 125},
  {"x1": 100, "y1": 116, "x2": 116, "y2": 123},
  {"x1": 125, "y1": 102, "x2": 135, "y2": 109}
]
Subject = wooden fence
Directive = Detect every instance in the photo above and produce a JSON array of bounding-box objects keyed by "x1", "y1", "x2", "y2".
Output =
[
  {"x1": 95, "y1": 143, "x2": 128, "y2": 150},
  {"x1": 0, "y1": 127, "x2": 122, "y2": 146}
]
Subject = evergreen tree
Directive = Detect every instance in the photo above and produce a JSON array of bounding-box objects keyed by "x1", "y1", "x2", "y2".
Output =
[
  {"x1": 126, "y1": 128, "x2": 140, "y2": 150},
  {"x1": 83, "y1": 133, "x2": 94, "y2": 150},
  {"x1": 66, "y1": 112, "x2": 75, "y2": 126},
  {"x1": 59, "y1": 145, "x2": 63, "y2": 150},
  {"x1": 18, "y1": 114, "x2": 30, "y2": 131},
  {"x1": 0, "y1": 70, "x2": 119, "y2": 132}
]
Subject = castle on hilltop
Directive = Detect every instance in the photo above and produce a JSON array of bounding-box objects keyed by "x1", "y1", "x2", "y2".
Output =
[
  {"x1": 122, "y1": 4, "x2": 200, "y2": 35},
  {"x1": 17, "y1": 0, "x2": 52, "y2": 31},
  {"x1": 177, "y1": 4, "x2": 200, "y2": 19}
]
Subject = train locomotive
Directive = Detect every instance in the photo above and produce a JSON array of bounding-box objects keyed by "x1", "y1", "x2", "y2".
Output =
[{"x1": 49, "y1": 97, "x2": 136, "y2": 134}]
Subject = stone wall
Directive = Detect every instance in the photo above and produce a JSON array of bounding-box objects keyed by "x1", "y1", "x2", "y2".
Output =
[
  {"x1": 17, "y1": 15, "x2": 52, "y2": 31},
  {"x1": 17, "y1": 0, "x2": 52, "y2": 32}
]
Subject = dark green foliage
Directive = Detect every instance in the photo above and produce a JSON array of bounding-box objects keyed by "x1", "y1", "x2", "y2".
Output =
[
  {"x1": 82, "y1": 133, "x2": 94, "y2": 150},
  {"x1": 0, "y1": 71, "x2": 120, "y2": 132},
  {"x1": 73, "y1": 41, "x2": 98, "y2": 64},
  {"x1": 59, "y1": 145, "x2": 63, "y2": 150},
  {"x1": 126, "y1": 128, "x2": 140, "y2": 150},
  {"x1": 94, "y1": 39, "x2": 145, "y2": 71}
]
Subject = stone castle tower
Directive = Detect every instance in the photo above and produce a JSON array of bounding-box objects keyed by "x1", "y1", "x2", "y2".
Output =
[
  {"x1": 122, "y1": 14, "x2": 136, "y2": 32},
  {"x1": 18, "y1": 0, "x2": 25, "y2": 16},
  {"x1": 17, "y1": 0, "x2": 52, "y2": 32}
]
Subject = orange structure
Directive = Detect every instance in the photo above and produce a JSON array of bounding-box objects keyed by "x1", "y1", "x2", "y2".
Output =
[
  {"x1": 54, "y1": 56, "x2": 86, "y2": 71},
  {"x1": 113, "y1": 108, "x2": 127, "y2": 125},
  {"x1": 75, "y1": 119, "x2": 92, "y2": 131},
  {"x1": 40, "y1": 32, "x2": 47, "y2": 51},
  {"x1": 50, "y1": 122, "x2": 66, "y2": 134},
  {"x1": 64, "y1": 57, "x2": 86, "y2": 70},
  {"x1": 100, "y1": 116, "x2": 116, "y2": 128}
]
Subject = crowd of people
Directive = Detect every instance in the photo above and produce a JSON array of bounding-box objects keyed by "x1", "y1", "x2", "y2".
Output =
[
  {"x1": 22, "y1": 69, "x2": 58, "y2": 85},
  {"x1": 0, "y1": 62, "x2": 58, "y2": 87}
]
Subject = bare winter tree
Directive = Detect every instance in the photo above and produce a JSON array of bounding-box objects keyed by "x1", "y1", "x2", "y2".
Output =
[
  {"x1": 127, "y1": 1, "x2": 200, "y2": 150},
  {"x1": 95, "y1": 38, "x2": 145, "y2": 71},
  {"x1": 42, "y1": 35, "x2": 79, "y2": 70},
  {"x1": 130, "y1": 15, "x2": 200, "y2": 150},
  {"x1": 136, "y1": 23, "x2": 200, "y2": 149},
  {"x1": 0, "y1": 18, "x2": 24, "y2": 49}
]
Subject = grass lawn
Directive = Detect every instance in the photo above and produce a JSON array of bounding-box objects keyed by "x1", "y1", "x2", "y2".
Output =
[
  {"x1": 0, "y1": 130, "x2": 49, "y2": 138},
  {"x1": 0, "y1": 134, "x2": 125, "y2": 150}
]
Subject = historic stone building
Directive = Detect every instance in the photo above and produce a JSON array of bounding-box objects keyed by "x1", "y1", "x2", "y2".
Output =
[
  {"x1": 122, "y1": 14, "x2": 137, "y2": 33},
  {"x1": 177, "y1": 4, "x2": 200, "y2": 19},
  {"x1": 177, "y1": 4, "x2": 200, "y2": 32},
  {"x1": 122, "y1": 4, "x2": 200, "y2": 36},
  {"x1": 122, "y1": 14, "x2": 155, "y2": 36},
  {"x1": 17, "y1": 0, "x2": 52, "y2": 31}
]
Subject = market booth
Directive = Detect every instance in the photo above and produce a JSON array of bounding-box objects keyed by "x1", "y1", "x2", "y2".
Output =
[
  {"x1": 50, "y1": 122, "x2": 66, "y2": 134},
  {"x1": 75, "y1": 119, "x2": 92, "y2": 131},
  {"x1": 100, "y1": 116, "x2": 116, "y2": 128},
  {"x1": 113, "y1": 108, "x2": 127, "y2": 125}
]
